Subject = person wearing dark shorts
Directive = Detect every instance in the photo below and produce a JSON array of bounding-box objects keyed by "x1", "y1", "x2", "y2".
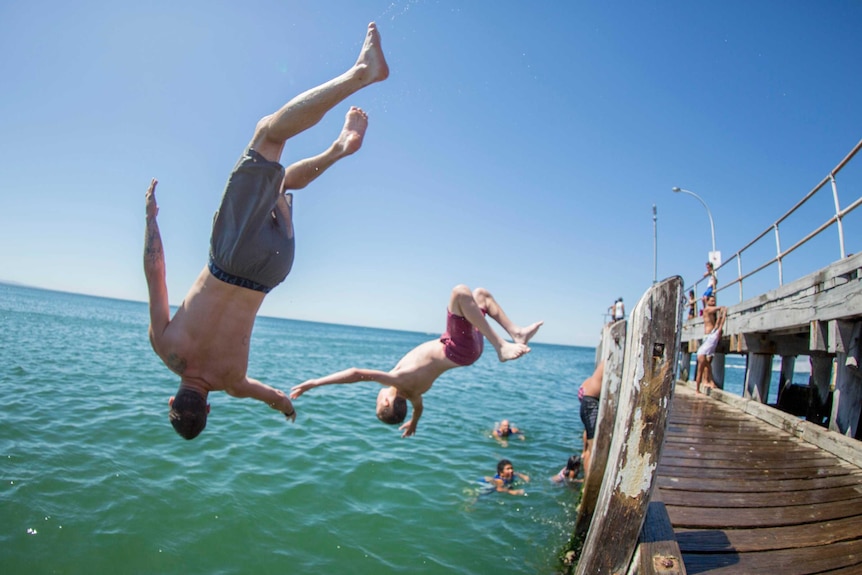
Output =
[
  {"x1": 576, "y1": 362, "x2": 605, "y2": 477},
  {"x1": 580, "y1": 394, "x2": 600, "y2": 439},
  {"x1": 290, "y1": 285, "x2": 544, "y2": 437},
  {"x1": 144, "y1": 22, "x2": 390, "y2": 441}
]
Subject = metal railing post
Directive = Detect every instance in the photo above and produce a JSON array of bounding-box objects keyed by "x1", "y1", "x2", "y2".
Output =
[
  {"x1": 830, "y1": 175, "x2": 846, "y2": 259},
  {"x1": 678, "y1": 138, "x2": 861, "y2": 305},
  {"x1": 773, "y1": 223, "x2": 783, "y2": 286}
]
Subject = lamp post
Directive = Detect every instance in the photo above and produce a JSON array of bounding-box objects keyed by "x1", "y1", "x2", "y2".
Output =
[
  {"x1": 652, "y1": 204, "x2": 657, "y2": 284},
  {"x1": 672, "y1": 186, "x2": 720, "y2": 268}
]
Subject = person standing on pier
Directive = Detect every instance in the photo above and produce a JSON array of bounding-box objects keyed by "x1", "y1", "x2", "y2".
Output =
[
  {"x1": 701, "y1": 262, "x2": 718, "y2": 308},
  {"x1": 608, "y1": 297, "x2": 624, "y2": 322},
  {"x1": 696, "y1": 295, "x2": 727, "y2": 393}
]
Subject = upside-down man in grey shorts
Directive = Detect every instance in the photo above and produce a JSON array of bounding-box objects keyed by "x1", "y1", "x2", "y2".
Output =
[{"x1": 144, "y1": 22, "x2": 389, "y2": 440}]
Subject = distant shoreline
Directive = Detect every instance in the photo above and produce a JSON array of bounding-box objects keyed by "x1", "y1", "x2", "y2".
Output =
[{"x1": 0, "y1": 280, "x2": 587, "y2": 350}]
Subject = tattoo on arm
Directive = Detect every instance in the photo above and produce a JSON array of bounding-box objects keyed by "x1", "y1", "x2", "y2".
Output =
[
  {"x1": 144, "y1": 220, "x2": 164, "y2": 264},
  {"x1": 165, "y1": 353, "x2": 187, "y2": 375}
]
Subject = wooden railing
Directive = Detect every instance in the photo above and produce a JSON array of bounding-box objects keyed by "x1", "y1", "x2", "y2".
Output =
[
  {"x1": 689, "y1": 138, "x2": 862, "y2": 304},
  {"x1": 566, "y1": 276, "x2": 685, "y2": 574}
]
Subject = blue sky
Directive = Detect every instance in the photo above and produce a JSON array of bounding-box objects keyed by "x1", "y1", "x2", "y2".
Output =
[{"x1": 1, "y1": 0, "x2": 860, "y2": 347}]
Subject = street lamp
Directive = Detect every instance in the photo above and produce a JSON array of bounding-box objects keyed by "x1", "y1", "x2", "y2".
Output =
[
  {"x1": 672, "y1": 186, "x2": 720, "y2": 267},
  {"x1": 652, "y1": 204, "x2": 657, "y2": 284}
]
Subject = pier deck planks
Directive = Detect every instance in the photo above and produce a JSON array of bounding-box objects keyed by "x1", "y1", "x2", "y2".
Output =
[{"x1": 658, "y1": 385, "x2": 862, "y2": 574}]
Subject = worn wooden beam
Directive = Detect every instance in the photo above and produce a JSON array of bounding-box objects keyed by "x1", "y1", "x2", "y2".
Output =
[
  {"x1": 811, "y1": 319, "x2": 829, "y2": 352},
  {"x1": 680, "y1": 253, "x2": 862, "y2": 349},
  {"x1": 730, "y1": 253, "x2": 862, "y2": 333},
  {"x1": 829, "y1": 319, "x2": 857, "y2": 354},
  {"x1": 729, "y1": 331, "x2": 811, "y2": 356},
  {"x1": 575, "y1": 276, "x2": 684, "y2": 575},
  {"x1": 573, "y1": 319, "x2": 626, "y2": 545}
]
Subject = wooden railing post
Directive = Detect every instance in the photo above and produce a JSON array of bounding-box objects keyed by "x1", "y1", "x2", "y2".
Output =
[
  {"x1": 575, "y1": 276, "x2": 684, "y2": 575},
  {"x1": 572, "y1": 318, "x2": 626, "y2": 545}
]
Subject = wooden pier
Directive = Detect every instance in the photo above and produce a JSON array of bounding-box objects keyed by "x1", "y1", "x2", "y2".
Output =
[
  {"x1": 660, "y1": 384, "x2": 862, "y2": 574},
  {"x1": 567, "y1": 255, "x2": 862, "y2": 574},
  {"x1": 565, "y1": 140, "x2": 862, "y2": 574},
  {"x1": 679, "y1": 251, "x2": 862, "y2": 439}
]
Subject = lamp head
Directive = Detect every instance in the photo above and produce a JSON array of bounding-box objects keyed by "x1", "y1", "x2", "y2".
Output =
[{"x1": 671, "y1": 187, "x2": 681, "y2": 193}]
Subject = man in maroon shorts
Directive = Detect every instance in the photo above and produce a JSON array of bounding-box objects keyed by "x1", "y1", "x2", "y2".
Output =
[{"x1": 290, "y1": 285, "x2": 543, "y2": 437}]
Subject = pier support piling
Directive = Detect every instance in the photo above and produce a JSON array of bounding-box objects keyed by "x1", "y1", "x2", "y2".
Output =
[
  {"x1": 832, "y1": 350, "x2": 862, "y2": 438},
  {"x1": 711, "y1": 352, "x2": 726, "y2": 390},
  {"x1": 744, "y1": 353, "x2": 773, "y2": 403}
]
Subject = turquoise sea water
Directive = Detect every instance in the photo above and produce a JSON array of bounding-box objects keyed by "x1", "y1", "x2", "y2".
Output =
[{"x1": 0, "y1": 283, "x2": 596, "y2": 575}]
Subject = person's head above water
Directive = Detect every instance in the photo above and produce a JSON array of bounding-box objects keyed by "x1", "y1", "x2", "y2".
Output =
[
  {"x1": 169, "y1": 387, "x2": 210, "y2": 440},
  {"x1": 376, "y1": 386, "x2": 407, "y2": 425},
  {"x1": 496, "y1": 419, "x2": 515, "y2": 437},
  {"x1": 565, "y1": 454, "x2": 582, "y2": 478}
]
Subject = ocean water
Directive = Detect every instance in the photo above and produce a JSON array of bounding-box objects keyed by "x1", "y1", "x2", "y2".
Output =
[{"x1": 0, "y1": 283, "x2": 595, "y2": 575}]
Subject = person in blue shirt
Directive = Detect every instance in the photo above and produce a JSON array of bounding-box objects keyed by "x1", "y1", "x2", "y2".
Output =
[{"x1": 485, "y1": 459, "x2": 530, "y2": 495}]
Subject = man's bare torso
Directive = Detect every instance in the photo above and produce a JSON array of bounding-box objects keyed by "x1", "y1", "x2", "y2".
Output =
[
  {"x1": 387, "y1": 339, "x2": 459, "y2": 400},
  {"x1": 703, "y1": 307, "x2": 719, "y2": 333},
  {"x1": 154, "y1": 267, "x2": 265, "y2": 392}
]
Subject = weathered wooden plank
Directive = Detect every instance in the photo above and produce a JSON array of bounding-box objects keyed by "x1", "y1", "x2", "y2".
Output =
[
  {"x1": 665, "y1": 497, "x2": 862, "y2": 529},
  {"x1": 629, "y1": 497, "x2": 687, "y2": 575},
  {"x1": 676, "y1": 382, "x2": 862, "y2": 468},
  {"x1": 664, "y1": 432, "x2": 814, "y2": 446},
  {"x1": 659, "y1": 454, "x2": 842, "y2": 470},
  {"x1": 657, "y1": 472, "x2": 862, "y2": 493},
  {"x1": 575, "y1": 276, "x2": 684, "y2": 575},
  {"x1": 572, "y1": 319, "x2": 626, "y2": 545},
  {"x1": 681, "y1": 537, "x2": 862, "y2": 575},
  {"x1": 660, "y1": 381, "x2": 862, "y2": 574},
  {"x1": 662, "y1": 442, "x2": 824, "y2": 460},
  {"x1": 660, "y1": 483, "x2": 862, "y2": 508},
  {"x1": 658, "y1": 463, "x2": 855, "y2": 481},
  {"x1": 675, "y1": 514, "x2": 862, "y2": 553}
]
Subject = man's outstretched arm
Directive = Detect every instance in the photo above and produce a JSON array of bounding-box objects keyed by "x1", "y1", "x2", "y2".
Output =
[
  {"x1": 398, "y1": 396, "x2": 423, "y2": 438},
  {"x1": 289, "y1": 367, "x2": 393, "y2": 399},
  {"x1": 227, "y1": 377, "x2": 296, "y2": 422},
  {"x1": 144, "y1": 178, "x2": 171, "y2": 350}
]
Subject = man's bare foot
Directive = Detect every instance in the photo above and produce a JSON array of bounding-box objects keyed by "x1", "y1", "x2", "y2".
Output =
[
  {"x1": 355, "y1": 22, "x2": 389, "y2": 85},
  {"x1": 497, "y1": 341, "x2": 530, "y2": 362},
  {"x1": 334, "y1": 106, "x2": 368, "y2": 156},
  {"x1": 512, "y1": 321, "x2": 544, "y2": 345}
]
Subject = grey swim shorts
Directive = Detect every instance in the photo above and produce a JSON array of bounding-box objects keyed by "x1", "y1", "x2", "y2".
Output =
[{"x1": 209, "y1": 148, "x2": 295, "y2": 293}]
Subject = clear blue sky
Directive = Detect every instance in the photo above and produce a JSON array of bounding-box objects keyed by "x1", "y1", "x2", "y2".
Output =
[{"x1": 1, "y1": 0, "x2": 861, "y2": 346}]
